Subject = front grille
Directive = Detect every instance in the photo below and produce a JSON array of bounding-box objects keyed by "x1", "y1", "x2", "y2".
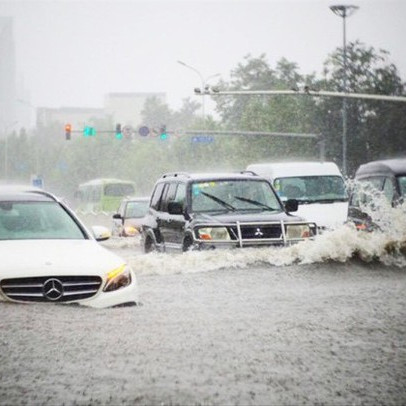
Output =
[
  {"x1": 0, "y1": 275, "x2": 102, "y2": 303},
  {"x1": 230, "y1": 224, "x2": 282, "y2": 240},
  {"x1": 194, "y1": 220, "x2": 317, "y2": 248}
]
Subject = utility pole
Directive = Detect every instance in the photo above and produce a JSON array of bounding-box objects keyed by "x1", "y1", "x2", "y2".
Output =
[{"x1": 330, "y1": 4, "x2": 359, "y2": 176}]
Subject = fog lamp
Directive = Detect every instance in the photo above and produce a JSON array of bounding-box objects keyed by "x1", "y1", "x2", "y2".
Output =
[{"x1": 124, "y1": 226, "x2": 139, "y2": 236}]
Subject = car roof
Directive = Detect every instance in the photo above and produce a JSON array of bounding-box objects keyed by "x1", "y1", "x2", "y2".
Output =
[
  {"x1": 122, "y1": 196, "x2": 150, "y2": 202},
  {"x1": 246, "y1": 161, "x2": 343, "y2": 179},
  {"x1": 355, "y1": 158, "x2": 406, "y2": 178},
  {"x1": 78, "y1": 178, "x2": 135, "y2": 187},
  {"x1": 0, "y1": 185, "x2": 57, "y2": 202},
  {"x1": 159, "y1": 172, "x2": 265, "y2": 182}
]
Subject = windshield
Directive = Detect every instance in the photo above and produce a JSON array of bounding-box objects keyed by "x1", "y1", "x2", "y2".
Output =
[
  {"x1": 398, "y1": 176, "x2": 406, "y2": 197},
  {"x1": 191, "y1": 179, "x2": 282, "y2": 213},
  {"x1": 125, "y1": 200, "x2": 149, "y2": 218},
  {"x1": 274, "y1": 176, "x2": 347, "y2": 202},
  {"x1": 0, "y1": 201, "x2": 86, "y2": 240}
]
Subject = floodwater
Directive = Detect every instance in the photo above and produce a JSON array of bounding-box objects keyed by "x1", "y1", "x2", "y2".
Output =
[{"x1": 0, "y1": 202, "x2": 405, "y2": 405}]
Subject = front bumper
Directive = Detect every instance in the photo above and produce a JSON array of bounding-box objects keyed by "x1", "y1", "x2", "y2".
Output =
[
  {"x1": 0, "y1": 270, "x2": 139, "y2": 309},
  {"x1": 193, "y1": 220, "x2": 317, "y2": 249}
]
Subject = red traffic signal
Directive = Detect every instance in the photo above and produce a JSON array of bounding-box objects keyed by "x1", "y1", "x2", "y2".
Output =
[{"x1": 65, "y1": 124, "x2": 72, "y2": 140}]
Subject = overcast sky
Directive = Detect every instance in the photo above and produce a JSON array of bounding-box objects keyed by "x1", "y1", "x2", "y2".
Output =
[{"x1": 1, "y1": 0, "x2": 405, "y2": 112}]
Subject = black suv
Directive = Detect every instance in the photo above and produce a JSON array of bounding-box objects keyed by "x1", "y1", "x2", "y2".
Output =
[{"x1": 141, "y1": 172, "x2": 317, "y2": 253}]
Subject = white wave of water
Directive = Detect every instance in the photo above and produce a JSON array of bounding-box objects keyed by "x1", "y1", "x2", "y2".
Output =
[{"x1": 103, "y1": 201, "x2": 406, "y2": 275}]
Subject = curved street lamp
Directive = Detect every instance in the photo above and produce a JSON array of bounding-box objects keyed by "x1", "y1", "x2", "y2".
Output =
[
  {"x1": 177, "y1": 60, "x2": 220, "y2": 123},
  {"x1": 330, "y1": 4, "x2": 359, "y2": 176}
]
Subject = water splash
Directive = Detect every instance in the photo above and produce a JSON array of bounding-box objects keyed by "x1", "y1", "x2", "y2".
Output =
[{"x1": 103, "y1": 198, "x2": 406, "y2": 275}]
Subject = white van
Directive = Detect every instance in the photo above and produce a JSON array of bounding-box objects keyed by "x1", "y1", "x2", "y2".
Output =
[{"x1": 246, "y1": 161, "x2": 348, "y2": 230}]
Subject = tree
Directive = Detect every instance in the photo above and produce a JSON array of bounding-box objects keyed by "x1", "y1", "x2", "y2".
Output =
[
  {"x1": 317, "y1": 40, "x2": 406, "y2": 174},
  {"x1": 213, "y1": 54, "x2": 320, "y2": 166}
]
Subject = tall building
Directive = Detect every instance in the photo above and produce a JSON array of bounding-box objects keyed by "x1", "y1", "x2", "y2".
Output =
[
  {"x1": 104, "y1": 92, "x2": 166, "y2": 129},
  {"x1": 32, "y1": 92, "x2": 167, "y2": 136},
  {"x1": 37, "y1": 107, "x2": 105, "y2": 131},
  {"x1": 0, "y1": 17, "x2": 17, "y2": 137}
]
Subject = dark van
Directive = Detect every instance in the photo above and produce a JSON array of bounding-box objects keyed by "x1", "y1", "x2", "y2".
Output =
[{"x1": 348, "y1": 158, "x2": 406, "y2": 230}]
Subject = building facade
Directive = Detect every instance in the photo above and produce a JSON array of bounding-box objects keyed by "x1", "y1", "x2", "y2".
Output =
[
  {"x1": 104, "y1": 92, "x2": 167, "y2": 129},
  {"x1": 0, "y1": 17, "x2": 17, "y2": 137}
]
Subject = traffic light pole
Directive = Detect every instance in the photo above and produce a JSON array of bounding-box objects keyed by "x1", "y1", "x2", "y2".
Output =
[{"x1": 196, "y1": 88, "x2": 406, "y2": 103}]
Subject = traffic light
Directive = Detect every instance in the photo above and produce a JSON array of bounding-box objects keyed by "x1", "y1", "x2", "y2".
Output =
[
  {"x1": 115, "y1": 123, "x2": 122, "y2": 140},
  {"x1": 159, "y1": 125, "x2": 168, "y2": 140},
  {"x1": 65, "y1": 124, "x2": 72, "y2": 140},
  {"x1": 83, "y1": 126, "x2": 96, "y2": 137}
]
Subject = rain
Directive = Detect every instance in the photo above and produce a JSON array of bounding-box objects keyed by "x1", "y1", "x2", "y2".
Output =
[{"x1": 0, "y1": 1, "x2": 406, "y2": 405}]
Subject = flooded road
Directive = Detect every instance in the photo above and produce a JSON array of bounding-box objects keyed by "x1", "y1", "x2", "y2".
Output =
[{"x1": 1, "y1": 225, "x2": 405, "y2": 405}]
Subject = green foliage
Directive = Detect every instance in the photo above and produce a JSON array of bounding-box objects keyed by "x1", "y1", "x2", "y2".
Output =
[
  {"x1": 2, "y1": 42, "x2": 405, "y2": 199},
  {"x1": 316, "y1": 40, "x2": 406, "y2": 173}
]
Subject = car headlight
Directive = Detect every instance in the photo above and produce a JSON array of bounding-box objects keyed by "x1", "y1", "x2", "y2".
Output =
[
  {"x1": 197, "y1": 227, "x2": 231, "y2": 241},
  {"x1": 103, "y1": 264, "x2": 132, "y2": 292},
  {"x1": 123, "y1": 226, "x2": 139, "y2": 236},
  {"x1": 285, "y1": 224, "x2": 311, "y2": 239}
]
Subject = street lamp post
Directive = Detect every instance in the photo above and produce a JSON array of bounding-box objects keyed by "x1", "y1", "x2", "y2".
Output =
[
  {"x1": 177, "y1": 60, "x2": 220, "y2": 122},
  {"x1": 330, "y1": 4, "x2": 359, "y2": 176}
]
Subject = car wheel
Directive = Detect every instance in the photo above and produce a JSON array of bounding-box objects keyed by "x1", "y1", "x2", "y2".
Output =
[
  {"x1": 144, "y1": 235, "x2": 157, "y2": 253},
  {"x1": 183, "y1": 236, "x2": 195, "y2": 252}
]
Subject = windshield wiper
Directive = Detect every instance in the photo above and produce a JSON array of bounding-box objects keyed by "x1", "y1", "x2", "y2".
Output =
[
  {"x1": 299, "y1": 198, "x2": 348, "y2": 204},
  {"x1": 234, "y1": 196, "x2": 277, "y2": 211},
  {"x1": 200, "y1": 191, "x2": 236, "y2": 211},
  {"x1": 315, "y1": 198, "x2": 348, "y2": 203}
]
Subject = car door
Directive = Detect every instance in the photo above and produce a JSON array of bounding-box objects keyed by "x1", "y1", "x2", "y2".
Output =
[
  {"x1": 112, "y1": 200, "x2": 126, "y2": 235},
  {"x1": 159, "y1": 182, "x2": 187, "y2": 252}
]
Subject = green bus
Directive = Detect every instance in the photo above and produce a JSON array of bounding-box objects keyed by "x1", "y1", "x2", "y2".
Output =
[{"x1": 75, "y1": 178, "x2": 136, "y2": 214}]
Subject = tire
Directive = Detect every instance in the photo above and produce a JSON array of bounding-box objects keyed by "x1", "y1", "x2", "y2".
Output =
[
  {"x1": 183, "y1": 236, "x2": 195, "y2": 252},
  {"x1": 144, "y1": 234, "x2": 157, "y2": 253}
]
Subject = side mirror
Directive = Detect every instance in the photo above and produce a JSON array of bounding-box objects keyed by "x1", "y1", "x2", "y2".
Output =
[
  {"x1": 91, "y1": 225, "x2": 111, "y2": 241},
  {"x1": 285, "y1": 199, "x2": 298, "y2": 212},
  {"x1": 167, "y1": 201, "x2": 184, "y2": 215},
  {"x1": 112, "y1": 213, "x2": 122, "y2": 219}
]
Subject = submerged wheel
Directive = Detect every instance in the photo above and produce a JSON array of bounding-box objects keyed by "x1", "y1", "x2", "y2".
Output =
[
  {"x1": 183, "y1": 236, "x2": 195, "y2": 252},
  {"x1": 144, "y1": 235, "x2": 158, "y2": 253}
]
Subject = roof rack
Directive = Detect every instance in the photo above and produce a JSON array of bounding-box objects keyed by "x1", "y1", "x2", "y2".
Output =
[
  {"x1": 161, "y1": 172, "x2": 190, "y2": 179},
  {"x1": 239, "y1": 170, "x2": 258, "y2": 176}
]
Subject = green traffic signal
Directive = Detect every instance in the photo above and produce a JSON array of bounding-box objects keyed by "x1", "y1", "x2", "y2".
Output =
[
  {"x1": 83, "y1": 126, "x2": 96, "y2": 136},
  {"x1": 159, "y1": 125, "x2": 168, "y2": 140},
  {"x1": 115, "y1": 123, "x2": 122, "y2": 140}
]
